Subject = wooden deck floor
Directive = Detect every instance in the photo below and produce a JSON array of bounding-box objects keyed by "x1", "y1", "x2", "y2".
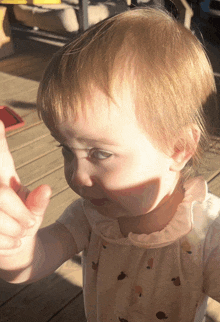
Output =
[{"x1": 0, "y1": 25, "x2": 220, "y2": 321}]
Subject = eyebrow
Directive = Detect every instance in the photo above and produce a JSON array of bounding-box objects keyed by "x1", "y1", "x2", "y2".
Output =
[
  {"x1": 51, "y1": 133, "x2": 117, "y2": 146},
  {"x1": 77, "y1": 137, "x2": 117, "y2": 146}
]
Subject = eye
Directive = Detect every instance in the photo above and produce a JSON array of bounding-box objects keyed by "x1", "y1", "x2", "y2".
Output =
[{"x1": 89, "y1": 148, "x2": 112, "y2": 160}]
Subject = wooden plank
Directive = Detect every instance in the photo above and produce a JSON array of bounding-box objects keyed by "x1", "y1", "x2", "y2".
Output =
[
  {"x1": 206, "y1": 297, "x2": 220, "y2": 322},
  {"x1": 50, "y1": 292, "x2": 86, "y2": 322},
  {"x1": 0, "y1": 278, "x2": 27, "y2": 306},
  {"x1": 7, "y1": 122, "x2": 50, "y2": 151},
  {"x1": 16, "y1": 149, "x2": 64, "y2": 186},
  {"x1": 195, "y1": 139, "x2": 220, "y2": 182},
  {"x1": 55, "y1": 255, "x2": 83, "y2": 288},
  {"x1": 0, "y1": 57, "x2": 49, "y2": 79},
  {"x1": 205, "y1": 316, "x2": 215, "y2": 322},
  {"x1": 0, "y1": 73, "x2": 40, "y2": 112},
  {"x1": 2, "y1": 95, "x2": 38, "y2": 117},
  {"x1": 41, "y1": 188, "x2": 79, "y2": 227},
  {"x1": 0, "y1": 45, "x2": 55, "y2": 67},
  {"x1": 0, "y1": 76, "x2": 39, "y2": 100},
  {"x1": 27, "y1": 167, "x2": 68, "y2": 198},
  {"x1": 0, "y1": 257, "x2": 83, "y2": 321},
  {"x1": 0, "y1": 71, "x2": 16, "y2": 83},
  {"x1": 12, "y1": 134, "x2": 57, "y2": 168},
  {"x1": 0, "y1": 246, "x2": 82, "y2": 308},
  {"x1": 208, "y1": 173, "x2": 220, "y2": 197},
  {"x1": 0, "y1": 272, "x2": 83, "y2": 322},
  {"x1": 1, "y1": 88, "x2": 39, "y2": 115},
  {"x1": 6, "y1": 110, "x2": 42, "y2": 138},
  {"x1": 0, "y1": 58, "x2": 49, "y2": 82},
  {"x1": 23, "y1": 67, "x2": 48, "y2": 82},
  {"x1": 0, "y1": 54, "x2": 43, "y2": 69}
]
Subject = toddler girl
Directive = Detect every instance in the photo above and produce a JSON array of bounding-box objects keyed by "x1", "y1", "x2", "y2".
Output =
[{"x1": 0, "y1": 7, "x2": 219, "y2": 322}]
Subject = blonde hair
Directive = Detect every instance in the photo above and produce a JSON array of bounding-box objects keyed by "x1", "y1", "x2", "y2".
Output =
[{"x1": 37, "y1": 7, "x2": 218, "y2": 176}]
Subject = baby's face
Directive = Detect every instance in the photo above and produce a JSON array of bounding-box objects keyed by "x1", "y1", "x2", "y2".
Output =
[{"x1": 52, "y1": 88, "x2": 179, "y2": 218}]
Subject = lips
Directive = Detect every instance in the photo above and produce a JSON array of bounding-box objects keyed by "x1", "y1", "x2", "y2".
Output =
[{"x1": 90, "y1": 198, "x2": 110, "y2": 206}]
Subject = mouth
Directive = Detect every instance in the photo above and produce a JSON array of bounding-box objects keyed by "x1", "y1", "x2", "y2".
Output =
[{"x1": 89, "y1": 198, "x2": 110, "y2": 206}]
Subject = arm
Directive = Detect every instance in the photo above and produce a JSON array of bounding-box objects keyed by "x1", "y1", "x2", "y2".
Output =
[
  {"x1": 0, "y1": 120, "x2": 77, "y2": 283},
  {"x1": 0, "y1": 221, "x2": 78, "y2": 284}
]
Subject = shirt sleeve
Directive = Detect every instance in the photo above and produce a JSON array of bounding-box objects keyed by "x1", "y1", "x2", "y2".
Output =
[
  {"x1": 56, "y1": 198, "x2": 91, "y2": 253},
  {"x1": 203, "y1": 215, "x2": 220, "y2": 302}
]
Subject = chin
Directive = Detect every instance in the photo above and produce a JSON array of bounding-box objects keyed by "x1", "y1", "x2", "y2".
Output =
[{"x1": 114, "y1": 199, "x2": 154, "y2": 217}]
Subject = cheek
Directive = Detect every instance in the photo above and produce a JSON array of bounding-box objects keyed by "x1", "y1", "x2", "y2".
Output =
[
  {"x1": 99, "y1": 157, "x2": 153, "y2": 191},
  {"x1": 98, "y1": 156, "x2": 171, "y2": 215},
  {"x1": 97, "y1": 165, "x2": 129, "y2": 191},
  {"x1": 103, "y1": 177, "x2": 160, "y2": 215}
]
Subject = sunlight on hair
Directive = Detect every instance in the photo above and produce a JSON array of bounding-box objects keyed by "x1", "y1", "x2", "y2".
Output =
[{"x1": 37, "y1": 7, "x2": 218, "y2": 179}]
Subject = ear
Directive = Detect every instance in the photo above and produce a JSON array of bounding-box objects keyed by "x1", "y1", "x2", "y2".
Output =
[{"x1": 170, "y1": 125, "x2": 201, "y2": 172}]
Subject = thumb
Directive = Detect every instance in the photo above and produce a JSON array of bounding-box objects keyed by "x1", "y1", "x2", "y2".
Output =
[{"x1": 25, "y1": 185, "x2": 52, "y2": 217}]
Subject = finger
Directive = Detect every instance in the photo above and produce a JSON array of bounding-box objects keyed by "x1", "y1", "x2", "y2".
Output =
[
  {"x1": 0, "y1": 120, "x2": 7, "y2": 149},
  {"x1": 0, "y1": 234, "x2": 21, "y2": 250},
  {"x1": 0, "y1": 210, "x2": 26, "y2": 238},
  {"x1": 16, "y1": 185, "x2": 30, "y2": 203},
  {"x1": 25, "y1": 184, "x2": 51, "y2": 217},
  {"x1": 0, "y1": 120, "x2": 20, "y2": 187},
  {"x1": 0, "y1": 185, "x2": 35, "y2": 229}
]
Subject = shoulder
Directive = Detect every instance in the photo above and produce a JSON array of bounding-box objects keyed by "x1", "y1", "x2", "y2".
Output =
[
  {"x1": 187, "y1": 192, "x2": 220, "y2": 254},
  {"x1": 203, "y1": 192, "x2": 220, "y2": 214},
  {"x1": 57, "y1": 197, "x2": 113, "y2": 229},
  {"x1": 56, "y1": 198, "x2": 93, "y2": 253},
  {"x1": 184, "y1": 176, "x2": 220, "y2": 231},
  {"x1": 56, "y1": 197, "x2": 90, "y2": 235},
  {"x1": 182, "y1": 178, "x2": 220, "y2": 249},
  {"x1": 203, "y1": 193, "x2": 220, "y2": 240},
  {"x1": 57, "y1": 198, "x2": 85, "y2": 223},
  {"x1": 193, "y1": 192, "x2": 220, "y2": 228}
]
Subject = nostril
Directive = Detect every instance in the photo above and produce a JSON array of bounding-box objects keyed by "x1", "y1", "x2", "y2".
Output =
[{"x1": 73, "y1": 172, "x2": 94, "y2": 187}]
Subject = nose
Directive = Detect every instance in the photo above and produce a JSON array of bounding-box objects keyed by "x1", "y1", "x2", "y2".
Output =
[{"x1": 71, "y1": 158, "x2": 94, "y2": 188}]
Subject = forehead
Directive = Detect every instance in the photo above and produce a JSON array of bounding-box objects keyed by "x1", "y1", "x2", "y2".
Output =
[{"x1": 55, "y1": 88, "x2": 148, "y2": 147}]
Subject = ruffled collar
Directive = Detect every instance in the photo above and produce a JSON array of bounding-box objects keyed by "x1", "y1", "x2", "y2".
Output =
[{"x1": 83, "y1": 177, "x2": 207, "y2": 249}]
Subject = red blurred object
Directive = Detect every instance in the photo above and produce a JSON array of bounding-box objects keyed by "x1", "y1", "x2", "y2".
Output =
[{"x1": 0, "y1": 106, "x2": 24, "y2": 132}]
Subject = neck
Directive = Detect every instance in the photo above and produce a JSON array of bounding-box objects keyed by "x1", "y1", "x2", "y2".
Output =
[{"x1": 118, "y1": 178, "x2": 185, "y2": 237}]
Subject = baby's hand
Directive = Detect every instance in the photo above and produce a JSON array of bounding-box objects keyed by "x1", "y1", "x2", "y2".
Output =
[
  {"x1": 0, "y1": 184, "x2": 51, "y2": 270},
  {"x1": 0, "y1": 120, "x2": 51, "y2": 271}
]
